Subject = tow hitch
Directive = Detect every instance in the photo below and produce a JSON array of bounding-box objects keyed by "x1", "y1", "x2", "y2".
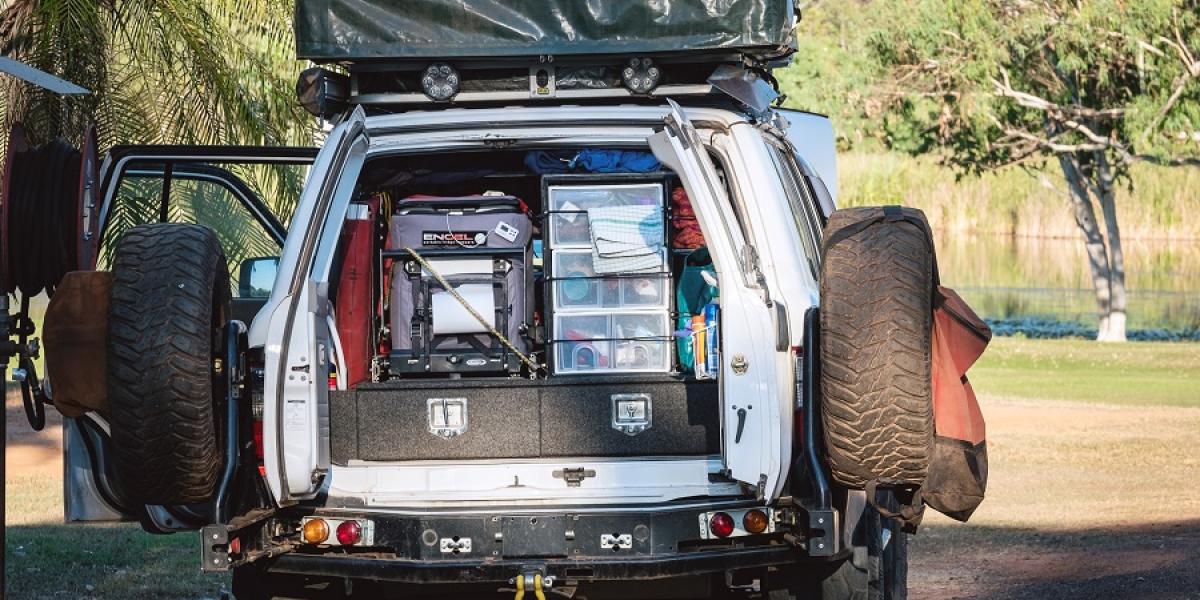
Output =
[{"x1": 512, "y1": 570, "x2": 554, "y2": 600}]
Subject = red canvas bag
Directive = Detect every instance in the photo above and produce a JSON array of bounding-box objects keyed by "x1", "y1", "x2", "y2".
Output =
[{"x1": 924, "y1": 286, "x2": 991, "y2": 521}]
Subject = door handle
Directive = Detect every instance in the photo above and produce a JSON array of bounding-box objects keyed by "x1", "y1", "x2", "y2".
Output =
[{"x1": 734, "y1": 408, "x2": 747, "y2": 443}]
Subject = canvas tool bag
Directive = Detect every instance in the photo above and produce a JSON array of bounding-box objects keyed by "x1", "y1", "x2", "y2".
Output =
[
  {"x1": 924, "y1": 285, "x2": 991, "y2": 521},
  {"x1": 42, "y1": 270, "x2": 112, "y2": 417}
]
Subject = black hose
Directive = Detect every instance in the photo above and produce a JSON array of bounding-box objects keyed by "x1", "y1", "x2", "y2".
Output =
[{"x1": 3, "y1": 138, "x2": 82, "y2": 297}]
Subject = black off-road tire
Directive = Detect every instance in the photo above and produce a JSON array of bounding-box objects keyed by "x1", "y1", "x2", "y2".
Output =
[
  {"x1": 819, "y1": 207, "x2": 935, "y2": 489},
  {"x1": 107, "y1": 223, "x2": 229, "y2": 505}
]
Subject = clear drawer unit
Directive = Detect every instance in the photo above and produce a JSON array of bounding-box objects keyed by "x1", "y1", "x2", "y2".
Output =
[{"x1": 542, "y1": 174, "x2": 674, "y2": 375}]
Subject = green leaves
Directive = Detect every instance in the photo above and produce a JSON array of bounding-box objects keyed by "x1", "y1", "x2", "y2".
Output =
[
  {"x1": 1, "y1": 0, "x2": 312, "y2": 151},
  {"x1": 779, "y1": 0, "x2": 1200, "y2": 168}
]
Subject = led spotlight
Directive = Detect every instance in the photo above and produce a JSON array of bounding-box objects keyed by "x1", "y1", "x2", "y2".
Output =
[
  {"x1": 421, "y1": 63, "x2": 460, "y2": 101},
  {"x1": 622, "y1": 57, "x2": 661, "y2": 94}
]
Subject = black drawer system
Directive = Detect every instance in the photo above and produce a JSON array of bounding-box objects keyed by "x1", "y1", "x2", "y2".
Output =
[{"x1": 330, "y1": 376, "x2": 719, "y2": 463}]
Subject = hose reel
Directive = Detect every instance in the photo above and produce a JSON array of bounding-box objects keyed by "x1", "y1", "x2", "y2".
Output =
[{"x1": 1, "y1": 123, "x2": 98, "y2": 430}]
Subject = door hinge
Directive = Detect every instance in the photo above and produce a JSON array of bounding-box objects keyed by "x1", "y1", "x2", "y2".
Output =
[{"x1": 552, "y1": 467, "x2": 597, "y2": 487}]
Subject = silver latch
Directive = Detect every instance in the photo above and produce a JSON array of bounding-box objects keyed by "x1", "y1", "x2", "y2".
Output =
[
  {"x1": 428, "y1": 398, "x2": 468, "y2": 438},
  {"x1": 731, "y1": 354, "x2": 749, "y2": 375},
  {"x1": 611, "y1": 393, "x2": 653, "y2": 436},
  {"x1": 552, "y1": 467, "x2": 596, "y2": 487}
]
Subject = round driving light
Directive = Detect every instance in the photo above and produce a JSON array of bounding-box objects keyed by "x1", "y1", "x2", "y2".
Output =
[
  {"x1": 709, "y1": 512, "x2": 735, "y2": 538},
  {"x1": 743, "y1": 509, "x2": 769, "y2": 534},
  {"x1": 622, "y1": 57, "x2": 661, "y2": 94},
  {"x1": 336, "y1": 520, "x2": 362, "y2": 545},
  {"x1": 302, "y1": 518, "x2": 329, "y2": 544},
  {"x1": 421, "y1": 63, "x2": 460, "y2": 101}
]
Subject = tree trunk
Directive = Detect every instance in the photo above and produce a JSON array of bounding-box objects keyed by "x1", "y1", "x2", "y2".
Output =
[
  {"x1": 1057, "y1": 155, "x2": 1116, "y2": 340},
  {"x1": 1092, "y1": 151, "x2": 1127, "y2": 341}
]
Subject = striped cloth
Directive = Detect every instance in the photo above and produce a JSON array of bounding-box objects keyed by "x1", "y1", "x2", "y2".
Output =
[{"x1": 586, "y1": 205, "x2": 665, "y2": 274}]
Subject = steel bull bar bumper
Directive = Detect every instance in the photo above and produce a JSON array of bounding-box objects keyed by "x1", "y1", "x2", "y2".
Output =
[{"x1": 242, "y1": 500, "x2": 844, "y2": 585}]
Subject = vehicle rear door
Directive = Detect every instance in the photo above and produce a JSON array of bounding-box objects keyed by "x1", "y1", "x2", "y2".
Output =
[
  {"x1": 649, "y1": 102, "x2": 783, "y2": 499},
  {"x1": 261, "y1": 108, "x2": 369, "y2": 503},
  {"x1": 66, "y1": 145, "x2": 316, "y2": 527},
  {"x1": 775, "y1": 108, "x2": 838, "y2": 215}
]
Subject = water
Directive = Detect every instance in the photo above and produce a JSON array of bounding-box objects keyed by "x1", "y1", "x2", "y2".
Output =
[{"x1": 936, "y1": 233, "x2": 1200, "y2": 333}]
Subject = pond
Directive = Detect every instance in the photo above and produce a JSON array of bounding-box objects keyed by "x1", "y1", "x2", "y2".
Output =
[{"x1": 936, "y1": 233, "x2": 1200, "y2": 335}]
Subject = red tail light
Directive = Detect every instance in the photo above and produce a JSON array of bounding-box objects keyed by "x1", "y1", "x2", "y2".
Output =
[
  {"x1": 709, "y1": 512, "x2": 735, "y2": 538},
  {"x1": 336, "y1": 520, "x2": 362, "y2": 545}
]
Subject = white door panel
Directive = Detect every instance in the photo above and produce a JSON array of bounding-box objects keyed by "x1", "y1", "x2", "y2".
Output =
[
  {"x1": 263, "y1": 107, "x2": 369, "y2": 503},
  {"x1": 649, "y1": 101, "x2": 781, "y2": 499}
]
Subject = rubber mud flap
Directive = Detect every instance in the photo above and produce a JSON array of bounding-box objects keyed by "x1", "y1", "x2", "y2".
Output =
[{"x1": 818, "y1": 206, "x2": 936, "y2": 489}]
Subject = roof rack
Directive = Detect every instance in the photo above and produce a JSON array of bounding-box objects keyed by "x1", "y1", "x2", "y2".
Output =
[{"x1": 298, "y1": 57, "x2": 786, "y2": 120}]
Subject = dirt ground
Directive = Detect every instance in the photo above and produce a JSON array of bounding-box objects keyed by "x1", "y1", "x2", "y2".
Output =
[
  {"x1": 6, "y1": 392, "x2": 1200, "y2": 599},
  {"x1": 908, "y1": 397, "x2": 1200, "y2": 600}
]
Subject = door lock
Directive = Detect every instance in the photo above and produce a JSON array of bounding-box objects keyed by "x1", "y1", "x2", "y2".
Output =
[{"x1": 731, "y1": 354, "x2": 749, "y2": 374}]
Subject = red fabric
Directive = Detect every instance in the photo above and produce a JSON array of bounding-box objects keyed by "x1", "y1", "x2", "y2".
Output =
[
  {"x1": 931, "y1": 286, "x2": 990, "y2": 445},
  {"x1": 670, "y1": 187, "x2": 705, "y2": 249},
  {"x1": 335, "y1": 196, "x2": 379, "y2": 388}
]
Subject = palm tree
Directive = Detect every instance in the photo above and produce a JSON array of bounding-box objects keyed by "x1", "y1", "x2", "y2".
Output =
[{"x1": 0, "y1": 0, "x2": 312, "y2": 152}]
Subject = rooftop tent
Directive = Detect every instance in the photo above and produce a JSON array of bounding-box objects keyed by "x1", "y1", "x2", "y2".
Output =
[{"x1": 294, "y1": 0, "x2": 796, "y2": 62}]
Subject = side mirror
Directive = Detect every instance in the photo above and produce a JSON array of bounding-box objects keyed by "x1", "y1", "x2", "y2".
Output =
[{"x1": 238, "y1": 256, "x2": 279, "y2": 299}]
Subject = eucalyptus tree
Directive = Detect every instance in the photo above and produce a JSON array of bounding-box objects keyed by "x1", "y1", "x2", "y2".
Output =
[{"x1": 863, "y1": 0, "x2": 1200, "y2": 341}]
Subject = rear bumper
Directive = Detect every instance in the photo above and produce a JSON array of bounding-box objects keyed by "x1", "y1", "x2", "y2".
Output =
[
  {"x1": 237, "y1": 501, "x2": 843, "y2": 584},
  {"x1": 265, "y1": 544, "x2": 813, "y2": 584}
]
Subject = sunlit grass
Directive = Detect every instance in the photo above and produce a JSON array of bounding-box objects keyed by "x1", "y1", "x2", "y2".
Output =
[
  {"x1": 970, "y1": 337, "x2": 1200, "y2": 406},
  {"x1": 4, "y1": 472, "x2": 228, "y2": 599}
]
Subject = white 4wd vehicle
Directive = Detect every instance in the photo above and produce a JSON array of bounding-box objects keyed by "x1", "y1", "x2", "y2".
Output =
[{"x1": 23, "y1": 4, "x2": 954, "y2": 599}]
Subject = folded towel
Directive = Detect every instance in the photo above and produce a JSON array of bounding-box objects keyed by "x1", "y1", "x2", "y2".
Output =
[{"x1": 587, "y1": 205, "x2": 666, "y2": 274}]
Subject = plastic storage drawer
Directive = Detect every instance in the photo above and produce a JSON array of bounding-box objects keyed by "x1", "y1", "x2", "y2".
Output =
[
  {"x1": 553, "y1": 312, "x2": 671, "y2": 374},
  {"x1": 551, "y1": 249, "x2": 669, "y2": 311},
  {"x1": 547, "y1": 183, "x2": 664, "y2": 248}
]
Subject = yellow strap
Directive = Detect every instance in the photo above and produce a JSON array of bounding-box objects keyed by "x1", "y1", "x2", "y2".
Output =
[
  {"x1": 402, "y1": 246, "x2": 541, "y2": 374},
  {"x1": 534, "y1": 573, "x2": 546, "y2": 600},
  {"x1": 515, "y1": 572, "x2": 524, "y2": 600}
]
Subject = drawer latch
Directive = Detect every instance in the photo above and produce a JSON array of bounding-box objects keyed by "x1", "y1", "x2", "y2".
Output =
[
  {"x1": 611, "y1": 393, "x2": 653, "y2": 436},
  {"x1": 552, "y1": 467, "x2": 596, "y2": 487}
]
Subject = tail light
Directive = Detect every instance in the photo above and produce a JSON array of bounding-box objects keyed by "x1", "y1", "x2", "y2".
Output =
[
  {"x1": 336, "y1": 520, "x2": 362, "y2": 545},
  {"x1": 301, "y1": 517, "x2": 374, "y2": 546},
  {"x1": 302, "y1": 518, "x2": 329, "y2": 544},
  {"x1": 743, "y1": 509, "x2": 769, "y2": 534},
  {"x1": 700, "y1": 508, "x2": 774, "y2": 539},
  {"x1": 709, "y1": 512, "x2": 735, "y2": 538}
]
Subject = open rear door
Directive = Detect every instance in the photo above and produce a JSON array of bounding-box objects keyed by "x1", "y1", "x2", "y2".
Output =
[
  {"x1": 776, "y1": 109, "x2": 838, "y2": 216},
  {"x1": 262, "y1": 107, "x2": 369, "y2": 503},
  {"x1": 62, "y1": 144, "x2": 316, "y2": 528},
  {"x1": 649, "y1": 102, "x2": 783, "y2": 499}
]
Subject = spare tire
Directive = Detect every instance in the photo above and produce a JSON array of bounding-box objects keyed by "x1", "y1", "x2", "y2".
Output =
[
  {"x1": 819, "y1": 206, "x2": 935, "y2": 489},
  {"x1": 107, "y1": 223, "x2": 229, "y2": 505}
]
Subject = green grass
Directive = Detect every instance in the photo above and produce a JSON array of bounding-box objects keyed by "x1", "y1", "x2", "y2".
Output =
[
  {"x1": 970, "y1": 337, "x2": 1200, "y2": 406},
  {"x1": 4, "y1": 474, "x2": 228, "y2": 600}
]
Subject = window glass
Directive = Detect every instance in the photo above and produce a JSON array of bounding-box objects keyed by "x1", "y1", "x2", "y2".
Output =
[
  {"x1": 765, "y1": 142, "x2": 823, "y2": 278},
  {"x1": 99, "y1": 160, "x2": 306, "y2": 297}
]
